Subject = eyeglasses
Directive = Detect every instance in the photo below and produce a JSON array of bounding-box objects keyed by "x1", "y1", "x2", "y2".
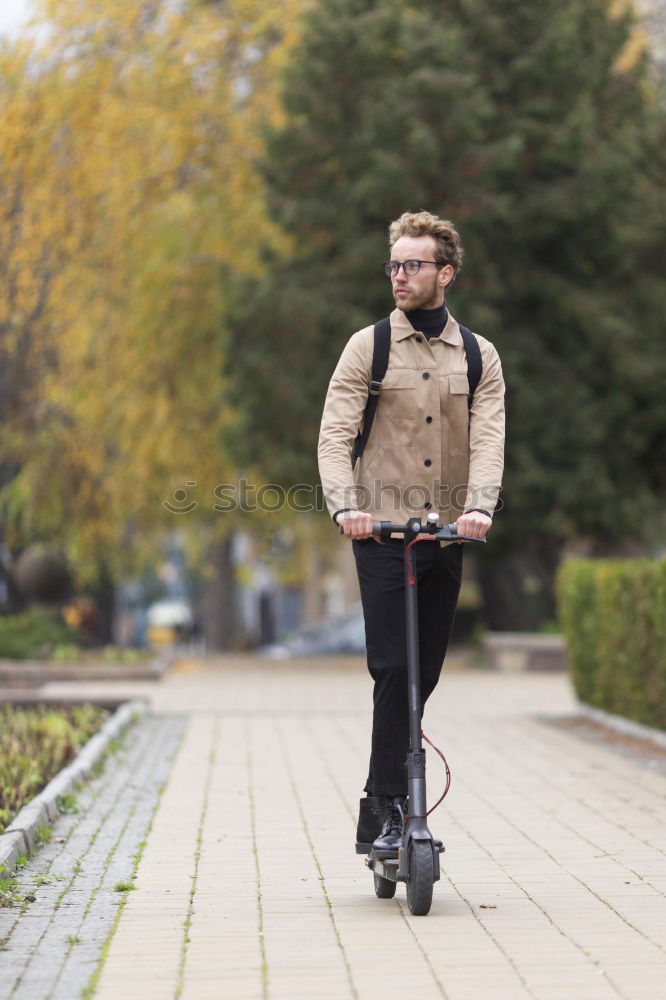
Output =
[{"x1": 384, "y1": 260, "x2": 442, "y2": 277}]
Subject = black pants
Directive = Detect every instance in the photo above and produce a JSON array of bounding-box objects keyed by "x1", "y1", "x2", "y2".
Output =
[{"x1": 352, "y1": 538, "x2": 463, "y2": 797}]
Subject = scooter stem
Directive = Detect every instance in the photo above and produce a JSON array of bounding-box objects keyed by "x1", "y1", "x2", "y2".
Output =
[{"x1": 404, "y1": 537, "x2": 426, "y2": 819}]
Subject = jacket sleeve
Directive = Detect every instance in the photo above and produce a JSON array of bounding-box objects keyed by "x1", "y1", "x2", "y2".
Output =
[
  {"x1": 464, "y1": 340, "x2": 505, "y2": 517},
  {"x1": 318, "y1": 330, "x2": 371, "y2": 520}
]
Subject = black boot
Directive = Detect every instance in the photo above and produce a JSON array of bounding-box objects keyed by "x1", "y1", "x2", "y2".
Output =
[
  {"x1": 355, "y1": 796, "x2": 388, "y2": 854},
  {"x1": 372, "y1": 795, "x2": 405, "y2": 856}
]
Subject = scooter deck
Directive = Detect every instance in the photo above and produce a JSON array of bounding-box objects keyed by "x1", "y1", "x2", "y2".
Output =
[
  {"x1": 365, "y1": 841, "x2": 445, "y2": 883},
  {"x1": 357, "y1": 836, "x2": 445, "y2": 856},
  {"x1": 365, "y1": 855, "x2": 401, "y2": 882}
]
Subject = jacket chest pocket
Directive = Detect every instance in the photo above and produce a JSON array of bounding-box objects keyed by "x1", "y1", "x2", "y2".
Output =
[
  {"x1": 380, "y1": 369, "x2": 418, "y2": 418},
  {"x1": 376, "y1": 369, "x2": 418, "y2": 444},
  {"x1": 447, "y1": 372, "x2": 470, "y2": 397},
  {"x1": 442, "y1": 372, "x2": 471, "y2": 434}
]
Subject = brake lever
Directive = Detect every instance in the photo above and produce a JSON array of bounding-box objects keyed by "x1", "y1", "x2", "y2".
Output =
[{"x1": 435, "y1": 526, "x2": 486, "y2": 543}]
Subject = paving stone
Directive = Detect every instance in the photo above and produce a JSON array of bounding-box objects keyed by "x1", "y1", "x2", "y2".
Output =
[
  {"x1": 5, "y1": 656, "x2": 666, "y2": 1000},
  {"x1": 0, "y1": 712, "x2": 184, "y2": 1000}
]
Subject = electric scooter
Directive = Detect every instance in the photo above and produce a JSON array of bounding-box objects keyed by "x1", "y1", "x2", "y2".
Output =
[{"x1": 357, "y1": 514, "x2": 485, "y2": 915}]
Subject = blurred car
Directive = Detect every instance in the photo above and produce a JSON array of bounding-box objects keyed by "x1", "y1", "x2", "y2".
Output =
[
  {"x1": 262, "y1": 603, "x2": 366, "y2": 659},
  {"x1": 146, "y1": 598, "x2": 194, "y2": 646}
]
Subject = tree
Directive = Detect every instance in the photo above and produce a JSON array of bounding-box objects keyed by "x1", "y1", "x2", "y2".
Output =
[
  {"x1": 227, "y1": 0, "x2": 666, "y2": 627},
  {"x1": 0, "y1": 0, "x2": 301, "y2": 640}
]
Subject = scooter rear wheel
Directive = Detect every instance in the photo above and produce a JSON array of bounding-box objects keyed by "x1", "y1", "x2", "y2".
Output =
[
  {"x1": 406, "y1": 840, "x2": 434, "y2": 915},
  {"x1": 374, "y1": 872, "x2": 397, "y2": 899}
]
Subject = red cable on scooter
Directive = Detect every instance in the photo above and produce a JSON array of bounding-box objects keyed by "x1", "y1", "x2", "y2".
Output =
[
  {"x1": 404, "y1": 535, "x2": 437, "y2": 584},
  {"x1": 422, "y1": 730, "x2": 452, "y2": 815}
]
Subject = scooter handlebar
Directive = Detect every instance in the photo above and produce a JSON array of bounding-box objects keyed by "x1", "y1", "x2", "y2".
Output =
[
  {"x1": 373, "y1": 521, "x2": 485, "y2": 541},
  {"x1": 335, "y1": 520, "x2": 486, "y2": 542}
]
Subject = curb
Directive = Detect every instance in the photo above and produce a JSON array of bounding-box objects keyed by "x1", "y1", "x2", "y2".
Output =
[
  {"x1": 0, "y1": 649, "x2": 175, "y2": 687},
  {"x1": 577, "y1": 701, "x2": 666, "y2": 750},
  {"x1": 0, "y1": 698, "x2": 147, "y2": 876}
]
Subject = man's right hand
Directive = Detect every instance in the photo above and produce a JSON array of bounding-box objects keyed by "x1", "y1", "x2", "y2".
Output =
[{"x1": 336, "y1": 510, "x2": 380, "y2": 540}]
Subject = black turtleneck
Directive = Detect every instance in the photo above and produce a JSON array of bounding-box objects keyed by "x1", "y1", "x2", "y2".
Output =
[{"x1": 406, "y1": 303, "x2": 448, "y2": 340}]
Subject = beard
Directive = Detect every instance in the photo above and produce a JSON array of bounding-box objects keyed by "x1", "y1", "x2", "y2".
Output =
[{"x1": 393, "y1": 274, "x2": 441, "y2": 311}]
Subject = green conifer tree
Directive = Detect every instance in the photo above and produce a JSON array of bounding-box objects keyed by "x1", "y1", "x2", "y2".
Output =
[{"x1": 228, "y1": 0, "x2": 665, "y2": 625}]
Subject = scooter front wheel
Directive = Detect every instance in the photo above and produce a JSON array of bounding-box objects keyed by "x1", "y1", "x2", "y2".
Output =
[
  {"x1": 406, "y1": 841, "x2": 434, "y2": 915},
  {"x1": 374, "y1": 872, "x2": 396, "y2": 899}
]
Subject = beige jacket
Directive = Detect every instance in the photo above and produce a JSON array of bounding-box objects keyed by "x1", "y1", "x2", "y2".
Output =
[{"x1": 317, "y1": 308, "x2": 505, "y2": 526}]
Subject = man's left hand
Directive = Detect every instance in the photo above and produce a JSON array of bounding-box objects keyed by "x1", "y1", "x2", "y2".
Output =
[{"x1": 455, "y1": 510, "x2": 492, "y2": 540}]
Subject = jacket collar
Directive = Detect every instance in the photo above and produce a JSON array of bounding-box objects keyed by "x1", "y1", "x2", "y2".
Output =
[{"x1": 390, "y1": 307, "x2": 462, "y2": 346}]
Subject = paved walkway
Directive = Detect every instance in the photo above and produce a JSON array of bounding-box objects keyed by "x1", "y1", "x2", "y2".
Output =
[
  {"x1": 0, "y1": 714, "x2": 185, "y2": 999},
  {"x1": 4, "y1": 653, "x2": 666, "y2": 1000}
]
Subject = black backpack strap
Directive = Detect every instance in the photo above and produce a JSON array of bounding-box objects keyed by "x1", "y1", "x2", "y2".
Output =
[
  {"x1": 459, "y1": 324, "x2": 482, "y2": 406},
  {"x1": 351, "y1": 316, "x2": 391, "y2": 468}
]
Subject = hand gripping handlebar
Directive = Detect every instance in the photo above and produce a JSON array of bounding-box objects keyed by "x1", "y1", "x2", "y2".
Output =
[
  {"x1": 372, "y1": 519, "x2": 486, "y2": 543},
  {"x1": 338, "y1": 514, "x2": 486, "y2": 543}
]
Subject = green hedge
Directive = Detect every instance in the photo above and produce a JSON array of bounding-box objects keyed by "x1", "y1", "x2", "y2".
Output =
[
  {"x1": 0, "y1": 607, "x2": 82, "y2": 660},
  {"x1": 557, "y1": 559, "x2": 666, "y2": 729}
]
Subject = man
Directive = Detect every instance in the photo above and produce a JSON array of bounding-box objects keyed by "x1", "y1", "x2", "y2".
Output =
[{"x1": 318, "y1": 211, "x2": 505, "y2": 854}]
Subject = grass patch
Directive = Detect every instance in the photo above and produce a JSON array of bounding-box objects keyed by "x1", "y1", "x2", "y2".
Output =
[
  {"x1": 50, "y1": 643, "x2": 152, "y2": 665},
  {"x1": 0, "y1": 867, "x2": 36, "y2": 908},
  {"x1": 0, "y1": 873, "x2": 21, "y2": 907},
  {"x1": 57, "y1": 792, "x2": 82, "y2": 815},
  {"x1": 0, "y1": 705, "x2": 107, "y2": 834},
  {"x1": 113, "y1": 880, "x2": 136, "y2": 892},
  {"x1": 35, "y1": 823, "x2": 52, "y2": 846}
]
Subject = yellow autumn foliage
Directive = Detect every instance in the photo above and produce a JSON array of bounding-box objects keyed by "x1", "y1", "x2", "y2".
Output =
[{"x1": 0, "y1": 0, "x2": 304, "y2": 580}]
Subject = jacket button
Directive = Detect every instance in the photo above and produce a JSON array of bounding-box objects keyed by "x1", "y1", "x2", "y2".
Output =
[
  {"x1": 415, "y1": 336, "x2": 422, "y2": 343},
  {"x1": 422, "y1": 372, "x2": 430, "y2": 380},
  {"x1": 426, "y1": 416, "x2": 433, "y2": 423},
  {"x1": 424, "y1": 459, "x2": 432, "y2": 468}
]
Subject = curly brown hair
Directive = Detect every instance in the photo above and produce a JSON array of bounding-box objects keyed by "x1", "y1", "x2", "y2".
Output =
[{"x1": 388, "y1": 211, "x2": 464, "y2": 274}]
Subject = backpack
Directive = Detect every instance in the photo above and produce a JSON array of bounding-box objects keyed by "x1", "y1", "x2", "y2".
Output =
[{"x1": 351, "y1": 316, "x2": 482, "y2": 468}]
